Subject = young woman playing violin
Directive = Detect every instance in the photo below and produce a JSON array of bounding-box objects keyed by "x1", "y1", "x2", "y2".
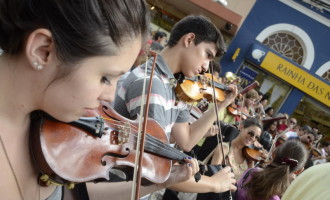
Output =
[
  {"x1": 226, "y1": 89, "x2": 260, "y2": 124},
  {"x1": 0, "y1": 1, "x2": 199, "y2": 199},
  {"x1": 210, "y1": 118, "x2": 263, "y2": 180},
  {"x1": 236, "y1": 140, "x2": 307, "y2": 200}
]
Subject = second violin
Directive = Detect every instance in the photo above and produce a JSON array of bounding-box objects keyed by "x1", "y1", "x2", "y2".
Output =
[{"x1": 175, "y1": 73, "x2": 231, "y2": 103}]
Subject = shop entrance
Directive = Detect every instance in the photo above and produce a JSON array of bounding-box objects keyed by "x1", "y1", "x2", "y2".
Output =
[
  {"x1": 237, "y1": 62, "x2": 292, "y2": 113},
  {"x1": 292, "y1": 96, "x2": 330, "y2": 138}
]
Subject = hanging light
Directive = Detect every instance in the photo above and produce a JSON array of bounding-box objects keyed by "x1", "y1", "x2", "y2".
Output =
[{"x1": 212, "y1": 0, "x2": 228, "y2": 6}]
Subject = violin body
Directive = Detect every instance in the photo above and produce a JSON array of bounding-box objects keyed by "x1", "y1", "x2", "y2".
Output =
[
  {"x1": 311, "y1": 148, "x2": 322, "y2": 157},
  {"x1": 226, "y1": 81, "x2": 259, "y2": 119},
  {"x1": 243, "y1": 146, "x2": 267, "y2": 162},
  {"x1": 227, "y1": 104, "x2": 249, "y2": 120},
  {"x1": 30, "y1": 104, "x2": 175, "y2": 185},
  {"x1": 175, "y1": 73, "x2": 229, "y2": 103}
]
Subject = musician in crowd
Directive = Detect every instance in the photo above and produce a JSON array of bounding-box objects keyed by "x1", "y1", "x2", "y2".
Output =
[
  {"x1": 279, "y1": 117, "x2": 297, "y2": 134},
  {"x1": 311, "y1": 140, "x2": 330, "y2": 165},
  {"x1": 254, "y1": 94, "x2": 268, "y2": 119},
  {"x1": 150, "y1": 31, "x2": 168, "y2": 52},
  {"x1": 210, "y1": 118, "x2": 263, "y2": 180},
  {"x1": 284, "y1": 125, "x2": 313, "y2": 141},
  {"x1": 312, "y1": 127, "x2": 323, "y2": 146},
  {"x1": 237, "y1": 89, "x2": 259, "y2": 120},
  {"x1": 264, "y1": 107, "x2": 274, "y2": 119},
  {"x1": 0, "y1": 0, "x2": 200, "y2": 199},
  {"x1": 113, "y1": 15, "x2": 238, "y2": 199},
  {"x1": 259, "y1": 120, "x2": 278, "y2": 151},
  {"x1": 285, "y1": 126, "x2": 317, "y2": 169},
  {"x1": 236, "y1": 140, "x2": 307, "y2": 200},
  {"x1": 221, "y1": 88, "x2": 260, "y2": 128},
  {"x1": 276, "y1": 113, "x2": 289, "y2": 133}
]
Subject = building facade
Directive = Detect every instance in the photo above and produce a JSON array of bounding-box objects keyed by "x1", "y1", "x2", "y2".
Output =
[{"x1": 221, "y1": 0, "x2": 330, "y2": 135}]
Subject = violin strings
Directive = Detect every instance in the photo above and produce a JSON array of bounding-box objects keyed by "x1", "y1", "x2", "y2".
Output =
[{"x1": 98, "y1": 117, "x2": 188, "y2": 160}]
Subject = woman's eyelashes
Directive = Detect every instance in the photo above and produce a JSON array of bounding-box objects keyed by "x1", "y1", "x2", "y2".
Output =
[{"x1": 101, "y1": 76, "x2": 111, "y2": 85}]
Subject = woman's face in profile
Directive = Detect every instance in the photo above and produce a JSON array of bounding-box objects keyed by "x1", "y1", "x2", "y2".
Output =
[{"x1": 41, "y1": 37, "x2": 142, "y2": 122}]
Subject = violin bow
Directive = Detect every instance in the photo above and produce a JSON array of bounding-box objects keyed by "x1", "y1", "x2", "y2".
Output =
[
  {"x1": 209, "y1": 63, "x2": 233, "y2": 200},
  {"x1": 131, "y1": 51, "x2": 158, "y2": 200}
]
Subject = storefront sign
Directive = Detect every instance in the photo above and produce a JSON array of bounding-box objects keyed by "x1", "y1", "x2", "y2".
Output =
[
  {"x1": 260, "y1": 51, "x2": 330, "y2": 107},
  {"x1": 238, "y1": 65, "x2": 258, "y2": 88}
]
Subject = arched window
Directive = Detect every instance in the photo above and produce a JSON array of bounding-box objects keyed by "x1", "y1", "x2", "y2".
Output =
[
  {"x1": 262, "y1": 33, "x2": 304, "y2": 65},
  {"x1": 321, "y1": 69, "x2": 330, "y2": 82},
  {"x1": 256, "y1": 23, "x2": 314, "y2": 70}
]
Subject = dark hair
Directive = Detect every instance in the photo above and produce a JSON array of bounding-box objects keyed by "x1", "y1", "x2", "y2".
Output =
[
  {"x1": 153, "y1": 31, "x2": 167, "y2": 41},
  {"x1": 263, "y1": 120, "x2": 277, "y2": 133},
  {"x1": 299, "y1": 125, "x2": 312, "y2": 133},
  {"x1": 243, "y1": 118, "x2": 263, "y2": 131},
  {"x1": 167, "y1": 15, "x2": 226, "y2": 57},
  {"x1": 245, "y1": 140, "x2": 307, "y2": 200},
  {"x1": 260, "y1": 95, "x2": 268, "y2": 102},
  {"x1": 0, "y1": 0, "x2": 150, "y2": 64},
  {"x1": 320, "y1": 140, "x2": 330, "y2": 147},
  {"x1": 265, "y1": 107, "x2": 274, "y2": 114}
]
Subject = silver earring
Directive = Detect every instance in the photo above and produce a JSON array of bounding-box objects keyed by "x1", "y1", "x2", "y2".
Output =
[{"x1": 33, "y1": 62, "x2": 43, "y2": 70}]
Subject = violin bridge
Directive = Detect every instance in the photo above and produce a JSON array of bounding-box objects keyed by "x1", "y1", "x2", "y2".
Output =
[{"x1": 110, "y1": 123, "x2": 130, "y2": 145}]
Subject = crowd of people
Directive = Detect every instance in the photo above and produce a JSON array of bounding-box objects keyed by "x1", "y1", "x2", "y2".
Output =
[{"x1": 0, "y1": 0, "x2": 328, "y2": 200}]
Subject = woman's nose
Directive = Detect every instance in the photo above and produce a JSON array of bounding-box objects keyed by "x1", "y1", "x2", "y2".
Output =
[{"x1": 99, "y1": 86, "x2": 116, "y2": 103}]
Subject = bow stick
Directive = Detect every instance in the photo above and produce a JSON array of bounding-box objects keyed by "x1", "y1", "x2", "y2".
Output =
[{"x1": 131, "y1": 51, "x2": 158, "y2": 200}]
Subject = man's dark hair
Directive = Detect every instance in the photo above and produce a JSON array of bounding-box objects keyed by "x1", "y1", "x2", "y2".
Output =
[
  {"x1": 153, "y1": 31, "x2": 167, "y2": 41},
  {"x1": 167, "y1": 15, "x2": 226, "y2": 57}
]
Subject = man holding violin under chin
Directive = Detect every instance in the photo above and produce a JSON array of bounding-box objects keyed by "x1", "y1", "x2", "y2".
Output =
[{"x1": 113, "y1": 15, "x2": 238, "y2": 197}]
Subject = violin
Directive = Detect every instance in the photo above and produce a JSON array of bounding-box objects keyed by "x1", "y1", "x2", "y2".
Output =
[
  {"x1": 262, "y1": 116, "x2": 288, "y2": 124},
  {"x1": 30, "y1": 103, "x2": 191, "y2": 186},
  {"x1": 311, "y1": 148, "x2": 322, "y2": 157},
  {"x1": 175, "y1": 73, "x2": 231, "y2": 103},
  {"x1": 303, "y1": 141, "x2": 313, "y2": 151},
  {"x1": 275, "y1": 136, "x2": 286, "y2": 147},
  {"x1": 243, "y1": 145, "x2": 268, "y2": 163},
  {"x1": 227, "y1": 104, "x2": 251, "y2": 120},
  {"x1": 227, "y1": 81, "x2": 259, "y2": 118}
]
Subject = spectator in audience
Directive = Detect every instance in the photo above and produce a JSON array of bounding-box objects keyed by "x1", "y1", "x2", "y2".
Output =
[{"x1": 150, "y1": 31, "x2": 167, "y2": 52}]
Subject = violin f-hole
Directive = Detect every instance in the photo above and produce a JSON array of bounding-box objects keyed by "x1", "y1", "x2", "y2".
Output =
[{"x1": 101, "y1": 148, "x2": 130, "y2": 166}]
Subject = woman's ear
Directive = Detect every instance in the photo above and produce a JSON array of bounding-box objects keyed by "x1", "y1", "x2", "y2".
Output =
[{"x1": 25, "y1": 29, "x2": 54, "y2": 70}]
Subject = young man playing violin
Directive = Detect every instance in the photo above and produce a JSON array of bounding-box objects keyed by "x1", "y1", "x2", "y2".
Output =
[{"x1": 113, "y1": 15, "x2": 238, "y2": 197}]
